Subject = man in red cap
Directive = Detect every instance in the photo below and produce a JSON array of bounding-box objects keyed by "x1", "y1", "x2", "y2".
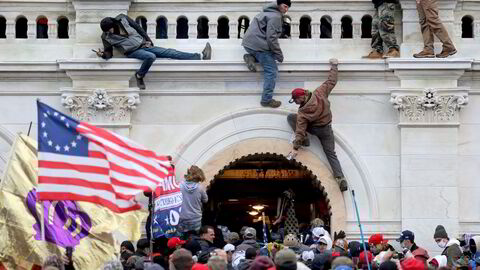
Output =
[
  {"x1": 286, "y1": 58, "x2": 347, "y2": 192},
  {"x1": 368, "y1": 234, "x2": 389, "y2": 256},
  {"x1": 168, "y1": 237, "x2": 187, "y2": 250}
]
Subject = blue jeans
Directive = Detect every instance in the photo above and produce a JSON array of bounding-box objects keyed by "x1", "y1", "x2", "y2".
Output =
[
  {"x1": 127, "y1": 46, "x2": 201, "y2": 77},
  {"x1": 244, "y1": 47, "x2": 278, "y2": 103}
]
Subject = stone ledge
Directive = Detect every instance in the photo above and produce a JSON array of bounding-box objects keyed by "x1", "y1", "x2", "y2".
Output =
[{"x1": 387, "y1": 58, "x2": 474, "y2": 70}]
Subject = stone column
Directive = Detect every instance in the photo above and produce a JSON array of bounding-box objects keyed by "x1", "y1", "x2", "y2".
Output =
[
  {"x1": 399, "y1": 0, "x2": 457, "y2": 56},
  {"x1": 389, "y1": 59, "x2": 472, "y2": 253},
  {"x1": 72, "y1": 0, "x2": 132, "y2": 58}
]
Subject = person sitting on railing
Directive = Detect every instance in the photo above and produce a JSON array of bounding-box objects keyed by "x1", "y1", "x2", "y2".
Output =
[{"x1": 94, "y1": 14, "x2": 212, "y2": 90}]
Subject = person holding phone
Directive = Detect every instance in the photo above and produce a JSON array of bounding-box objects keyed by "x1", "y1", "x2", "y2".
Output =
[{"x1": 96, "y1": 14, "x2": 212, "y2": 90}]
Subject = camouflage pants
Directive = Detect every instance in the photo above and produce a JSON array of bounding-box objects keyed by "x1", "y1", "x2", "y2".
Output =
[{"x1": 371, "y1": 2, "x2": 399, "y2": 52}]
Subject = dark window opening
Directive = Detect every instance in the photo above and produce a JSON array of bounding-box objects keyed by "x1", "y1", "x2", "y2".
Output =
[
  {"x1": 280, "y1": 16, "x2": 291, "y2": 39},
  {"x1": 156, "y1": 17, "x2": 168, "y2": 39},
  {"x1": 462, "y1": 16, "x2": 474, "y2": 38},
  {"x1": 57, "y1": 17, "x2": 69, "y2": 39},
  {"x1": 197, "y1": 17, "x2": 209, "y2": 39},
  {"x1": 37, "y1": 17, "x2": 48, "y2": 39},
  {"x1": 217, "y1": 17, "x2": 229, "y2": 39},
  {"x1": 320, "y1": 16, "x2": 332, "y2": 39},
  {"x1": 176, "y1": 17, "x2": 188, "y2": 39},
  {"x1": 0, "y1": 16, "x2": 7, "y2": 38},
  {"x1": 135, "y1": 16, "x2": 147, "y2": 32},
  {"x1": 361, "y1": 15, "x2": 372, "y2": 38},
  {"x1": 341, "y1": 16, "x2": 353, "y2": 39},
  {"x1": 237, "y1": 16, "x2": 250, "y2": 39},
  {"x1": 16, "y1": 17, "x2": 28, "y2": 39},
  {"x1": 299, "y1": 16, "x2": 312, "y2": 39}
]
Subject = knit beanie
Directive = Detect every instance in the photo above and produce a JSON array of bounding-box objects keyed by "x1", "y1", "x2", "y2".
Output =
[
  {"x1": 250, "y1": 256, "x2": 275, "y2": 270},
  {"x1": 277, "y1": 0, "x2": 292, "y2": 7},
  {"x1": 100, "y1": 17, "x2": 115, "y2": 32},
  {"x1": 275, "y1": 249, "x2": 297, "y2": 268},
  {"x1": 246, "y1": 247, "x2": 258, "y2": 260},
  {"x1": 433, "y1": 225, "x2": 448, "y2": 239}
]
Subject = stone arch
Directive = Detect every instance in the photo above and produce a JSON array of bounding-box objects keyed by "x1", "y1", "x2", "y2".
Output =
[{"x1": 172, "y1": 108, "x2": 379, "y2": 232}]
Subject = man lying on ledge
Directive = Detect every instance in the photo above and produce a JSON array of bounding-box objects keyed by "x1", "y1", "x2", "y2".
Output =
[{"x1": 94, "y1": 14, "x2": 211, "y2": 90}]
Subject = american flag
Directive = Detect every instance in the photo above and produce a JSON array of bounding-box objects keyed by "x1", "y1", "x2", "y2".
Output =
[{"x1": 37, "y1": 101, "x2": 174, "y2": 213}]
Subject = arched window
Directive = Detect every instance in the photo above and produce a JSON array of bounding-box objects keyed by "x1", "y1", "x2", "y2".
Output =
[
  {"x1": 320, "y1": 16, "x2": 332, "y2": 39},
  {"x1": 238, "y1": 16, "x2": 250, "y2": 39},
  {"x1": 462, "y1": 15, "x2": 474, "y2": 38},
  {"x1": 197, "y1": 16, "x2": 209, "y2": 39},
  {"x1": 361, "y1": 15, "x2": 372, "y2": 39},
  {"x1": 280, "y1": 16, "x2": 291, "y2": 39},
  {"x1": 217, "y1": 16, "x2": 229, "y2": 39},
  {"x1": 135, "y1": 16, "x2": 147, "y2": 32},
  {"x1": 36, "y1": 16, "x2": 48, "y2": 39},
  {"x1": 299, "y1": 16, "x2": 312, "y2": 39},
  {"x1": 0, "y1": 16, "x2": 6, "y2": 39},
  {"x1": 176, "y1": 16, "x2": 188, "y2": 39},
  {"x1": 57, "y1": 17, "x2": 69, "y2": 39},
  {"x1": 16, "y1": 16, "x2": 28, "y2": 39},
  {"x1": 156, "y1": 16, "x2": 168, "y2": 39},
  {"x1": 341, "y1": 16, "x2": 353, "y2": 39}
]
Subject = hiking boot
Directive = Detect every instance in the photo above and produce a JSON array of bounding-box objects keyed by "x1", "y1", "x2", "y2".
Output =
[
  {"x1": 383, "y1": 48, "x2": 400, "y2": 58},
  {"x1": 135, "y1": 73, "x2": 146, "y2": 90},
  {"x1": 335, "y1": 176, "x2": 348, "y2": 192},
  {"x1": 243, "y1": 54, "x2": 257, "y2": 72},
  {"x1": 260, "y1": 99, "x2": 281, "y2": 108},
  {"x1": 362, "y1": 50, "x2": 383, "y2": 59},
  {"x1": 413, "y1": 50, "x2": 435, "y2": 58},
  {"x1": 202, "y1": 42, "x2": 212, "y2": 60},
  {"x1": 436, "y1": 48, "x2": 457, "y2": 58}
]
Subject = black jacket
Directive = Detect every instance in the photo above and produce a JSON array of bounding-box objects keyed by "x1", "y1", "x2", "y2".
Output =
[{"x1": 372, "y1": 0, "x2": 397, "y2": 9}]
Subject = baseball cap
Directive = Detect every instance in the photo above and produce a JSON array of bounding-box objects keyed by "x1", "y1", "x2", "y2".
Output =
[
  {"x1": 368, "y1": 234, "x2": 388, "y2": 245},
  {"x1": 289, "y1": 88, "x2": 307, "y2": 103},
  {"x1": 244, "y1": 227, "x2": 256, "y2": 239},
  {"x1": 397, "y1": 230, "x2": 415, "y2": 242},
  {"x1": 168, "y1": 237, "x2": 186, "y2": 249},
  {"x1": 224, "y1": 243, "x2": 235, "y2": 253}
]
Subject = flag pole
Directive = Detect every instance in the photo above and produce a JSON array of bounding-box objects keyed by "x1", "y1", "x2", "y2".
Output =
[
  {"x1": 41, "y1": 201, "x2": 46, "y2": 241},
  {"x1": 351, "y1": 190, "x2": 371, "y2": 270},
  {"x1": 150, "y1": 190, "x2": 154, "y2": 260},
  {"x1": 27, "y1": 121, "x2": 33, "y2": 136}
]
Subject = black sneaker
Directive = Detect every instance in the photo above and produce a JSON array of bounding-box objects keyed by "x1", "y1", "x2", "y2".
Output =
[
  {"x1": 335, "y1": 177, "x2": 348, "y2": 192},
  {"x1": 135, "y1": 73, "x2": 146, "y2": 90},
  {"x1": 260, "y1": 99, "x2": 281, "y2": 108},
  {"x1": 243, "y1": 54, "x2": 257, "y2": 72},
  {"x1": 202, "y1": 42, "x2": 212, "y2": 60}
]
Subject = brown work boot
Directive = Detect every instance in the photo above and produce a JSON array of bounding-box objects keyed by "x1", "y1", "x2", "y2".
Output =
[
  {"x1": 413, "y1": 50, "x2": 435, "y2": 58},
  {"x1": 436, "y1": 48, "x2": 457, "y2": 58},
  {"x1": 260, "y1": 99, "x2": 281, "y2": 108},
  {"x1": 362, "y1": 50, "x2": 383, "y2": 59},
  {"x1": 383, "y1": 48, "x2": 400, "y2": 58},
  {"x1": 335, "y1": 176, "x2": 348, "y2": 192}
]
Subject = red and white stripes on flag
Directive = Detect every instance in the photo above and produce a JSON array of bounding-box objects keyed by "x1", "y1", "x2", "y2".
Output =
[{"x1": 38, "y1": 121, "x2": 175, "y2": 213}]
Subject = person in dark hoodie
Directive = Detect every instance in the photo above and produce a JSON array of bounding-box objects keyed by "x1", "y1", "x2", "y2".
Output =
[
  {"x1": 236, "y1": 227, "x2": 260, "y2": 252},
  {"x1": 241, "y1": 0, "x2": 291, "y2": 108},
  {"x1": 433, "y1": 225, "x2": 462, "y2": 268},
  {"x1": 286, "y1": 58, "x2": 348, "y2": 192},
  {"x1": 96, "y1": 14, "x2": 211, "y2": 90},
  {"x1": 469, "y1": 236, "x2": 480, "y2": 269},
  {"x1": 178, "y1": 165, "x2": 208, "y2": 233}
]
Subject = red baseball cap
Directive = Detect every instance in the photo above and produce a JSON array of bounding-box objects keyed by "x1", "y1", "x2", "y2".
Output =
[
  {"x1": 167, "y1": 237, "x2": 186, "y2": 249},
  {"x1": 289, "y1": 88, "x2": 307, "y2": 103},
  {"x1": 368, "y1": 234, "x2": 388, "y2": 245}
]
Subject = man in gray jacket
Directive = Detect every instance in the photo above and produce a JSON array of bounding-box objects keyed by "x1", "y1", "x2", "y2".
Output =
[
  {"x1": 95, "y1": 14, "x2": 211, "y2": 90},
  {"x1": 241, "y1": 0, "x2": 291, "y2": 108}
]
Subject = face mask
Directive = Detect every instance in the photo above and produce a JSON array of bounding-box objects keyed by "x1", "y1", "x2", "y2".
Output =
[{"x1": 438, "y1": 240, "x2": 448, "y2": 248}]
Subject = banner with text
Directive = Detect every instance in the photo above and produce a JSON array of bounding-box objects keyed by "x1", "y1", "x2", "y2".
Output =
[{"x1": 152, "y1": 172, "x2": 182, "y2": 239}]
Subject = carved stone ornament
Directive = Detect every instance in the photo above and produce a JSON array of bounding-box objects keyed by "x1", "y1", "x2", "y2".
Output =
[
  {"x1": 61, "y1": 89, "x2": 140, "y2": 122},
  {"x1": 390, "y1": 89, "x2": 468, "y2": 123}
]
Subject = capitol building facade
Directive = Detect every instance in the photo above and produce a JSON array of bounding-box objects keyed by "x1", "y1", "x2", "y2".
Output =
[{"x1": 0, "y1": 0, "x2": 479, "y2": 254}]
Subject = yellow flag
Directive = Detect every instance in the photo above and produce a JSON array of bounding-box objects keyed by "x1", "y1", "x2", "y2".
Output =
[{"x1": 0, "y1": 134, "x2": 147, "y2": 269}]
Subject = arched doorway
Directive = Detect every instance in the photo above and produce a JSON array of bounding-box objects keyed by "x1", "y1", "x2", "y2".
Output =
[{"x1": 203, "y1": 153, "x2": 332, "y2": 241}]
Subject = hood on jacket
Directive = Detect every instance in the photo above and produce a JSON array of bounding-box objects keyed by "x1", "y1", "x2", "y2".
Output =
[
  {"x1": 182, "y1": 181, "x2": 199, "y2": 193},
  {"x1": 470, "y1": 236, "x2": 480, "y2": 254},
  {"x1": 446, "y1": 238, "x2": 461, "y2": 248},
  {"x1": 263, "y1": 2, "x2": 281, "y2": 13},
  {"x1": 429, "y1": 255, "x2": 448, "y2": 268},
  {"x1": 318, "y1": 235, "x2": 333, "y2": 250}
]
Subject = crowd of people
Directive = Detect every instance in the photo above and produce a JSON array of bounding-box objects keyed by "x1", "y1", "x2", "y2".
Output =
[{"x1": 41, "y1": 222, "x2": 480, "y2": 270}]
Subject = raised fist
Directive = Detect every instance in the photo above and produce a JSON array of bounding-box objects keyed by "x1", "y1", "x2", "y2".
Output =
[{"x1": 329, "y1": 58, "x2": 338, "y2": 65}]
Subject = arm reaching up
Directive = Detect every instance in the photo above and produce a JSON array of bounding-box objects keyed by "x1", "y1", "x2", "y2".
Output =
[{"x1": 316, "y1": 58, "x2": 338, "y2": 96}]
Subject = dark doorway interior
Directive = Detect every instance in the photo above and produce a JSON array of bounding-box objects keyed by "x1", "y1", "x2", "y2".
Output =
[{"x1": 203, "y1": 153, "x2": 331, "y2": 241}]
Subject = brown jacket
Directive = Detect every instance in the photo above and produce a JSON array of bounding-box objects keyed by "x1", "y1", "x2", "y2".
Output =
[
  {"x1": 411, "y1": 243, "x2": 429, "y2": 263},
  {"x1": 295, "y1": 65, "x2": 338, "y2": 143}
]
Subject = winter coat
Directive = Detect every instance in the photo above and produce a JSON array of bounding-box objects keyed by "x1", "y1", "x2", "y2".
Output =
[
  {"x1": 293, "y1": 65, "x2": 338, "y2": 146},
  {"x1": 101, "y1": 14, "x2": 153, "y2": 59},
  {"x1": 236, "y1": 239, "x2": 260, "y2": 252},
  {"x1": 197, "y1": 238, "x2": 215, "y2": 252},
  {"x1": 441, "y1": 238, "x2": 462, "y2": 267},
  {"x1": 241, "y1": 2, "x2": 284, "y2": 62},
  {"x1": 237, "y1": 259, "x2": 254, "y2": 270},
  {"x1": 410, "y1": 243, "x2": 429, "y2": 262},
  {"x1": 179, "y1": 181, "x2": 208, "y2": 224}
]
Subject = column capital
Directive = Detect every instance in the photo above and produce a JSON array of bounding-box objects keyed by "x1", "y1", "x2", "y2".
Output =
[{"x1": 390, "y1": 88, "x2": 469, "y2": 126}]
